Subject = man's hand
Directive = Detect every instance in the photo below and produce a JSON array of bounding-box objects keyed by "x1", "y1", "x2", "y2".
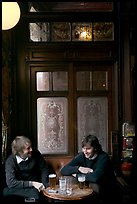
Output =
[
  {"x1": 78, "y1": 167, "x2": 93, "y2": 174},
  {"x1": 32, "y1": 181, "x2": 45, "y2": 191}
]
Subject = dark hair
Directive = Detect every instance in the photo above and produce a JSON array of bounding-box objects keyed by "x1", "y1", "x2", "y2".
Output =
[{"x1": 81, "y1": 135, "x2": 102, "y2": 152}]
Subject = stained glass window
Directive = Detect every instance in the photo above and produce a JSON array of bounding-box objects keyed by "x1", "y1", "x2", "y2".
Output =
[{"x1": 29, "y1": 22, "x2": 114, "y2": 42}]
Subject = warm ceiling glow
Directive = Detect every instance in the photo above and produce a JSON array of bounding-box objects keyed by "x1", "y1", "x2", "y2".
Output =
[{"x1": 2, "y1": 2, "x2": 21, "y2": 30}]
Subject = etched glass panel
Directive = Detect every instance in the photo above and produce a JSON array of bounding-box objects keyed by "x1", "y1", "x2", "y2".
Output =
[
  {"x1": 92, "y1": 71, "x2": 108, "y2": 90},
  {"x1": 53, "y1": 72, "x2": 68, "y2": 91},
  {"x1": 37, "y1": 97, "x2": 68, "y2": 154},
  {"x1": 36, "y1": 72, "x2": 49, "y2": 91},
  {"x1": 77, "y1": 97, "x2": 108, "y2": 152},
  {"x1": 51, "y1": 22, "x2": 71, "y2": 41},
  {"x1": 77, "y1": 71, "x2": 92, "y2": 91},
  {"x1": 93, "y1": 22, "x2": 114, "y2": 41},
  {"x1": 29, "y1": 22, "x2": 50, "y2": 42},
  {"x1": 72, "y1": 23, "x2": 92, "y2": 41}
]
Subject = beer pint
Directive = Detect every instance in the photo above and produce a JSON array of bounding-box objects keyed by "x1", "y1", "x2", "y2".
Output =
[
  {"x1": 78, "y1": 174, "x2": 85, "y2": 189},
  {"x1": 49, "y1": 174, "x2": 56, "y2": 189}
]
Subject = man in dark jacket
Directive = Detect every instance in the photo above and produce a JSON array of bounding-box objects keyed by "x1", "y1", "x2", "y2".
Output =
[
  {"x1": 3, "y1": 136, "x2": 49, "y2": 202},
  {"x1": 60, "y1": 134, "x2": 120, "y2": 203}
]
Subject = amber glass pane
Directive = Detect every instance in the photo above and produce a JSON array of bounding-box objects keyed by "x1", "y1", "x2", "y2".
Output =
[
  {"x1": 92, "y1": 71, "x2": 108, "y2": 90},
  {"x1": 93, "y1": 22, "x2": 114, "y2": 41},
  {"x1": 29, "y1": 23, "x2": 50, "y2": 42},
  {"x1": 29, "y1": 21, "x2": 114, "y2": 42},
  {"x1": 72, "y1": 23, "x2": 92, "y2": 41},
  {"x1": 53, "y1": 72, "x2": 68, "y2": 91},
  {"x1": 77, "y1": 72, "x2": 92, "y2": 91},
  {"x1": 37, "y1": 97, "x2": 68, "y2": 154},
  {"x1": 51, "y1": 22, "x2": 71, "y2": 41},
  {"x1": 36, "y1": 72, "x2": 49, "y2": 91}
]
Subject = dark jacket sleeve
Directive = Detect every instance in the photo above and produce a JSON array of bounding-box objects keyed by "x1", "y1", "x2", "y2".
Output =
[
  {"x1": 85, "y1": 152, "x2": 115, "y2": 184},
  {"x1": 85, "y1": 153, "x2": 109, "y2": 183},
  {"x1": 35, "y1": 150, "x2": 49, "y2": 187},
  {"x1": 5, "y1": 155, "x2": 30, "y2": 188},
  {"x1": 60, "y1": 151, "x2": 115, "y2": 185},
  {"x1": 60, "y1": 153, "x2": 84, "y2": 175},
  {"x1": 5, "y1": 150, "x2": 49, "y2": 189}
]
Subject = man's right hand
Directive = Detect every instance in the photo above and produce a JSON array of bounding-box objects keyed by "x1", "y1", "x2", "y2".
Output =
[
  {"x1": 32, "y1": 181, "x2": 45, "y2": 191},
  {"x1": 78, "y1": 166, "x2": 93, "y2": 174}
]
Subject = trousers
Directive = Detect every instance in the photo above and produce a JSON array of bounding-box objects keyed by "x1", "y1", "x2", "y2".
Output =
[{"x1": 3, "y1": 186, "x2": 40, "y2": 201}]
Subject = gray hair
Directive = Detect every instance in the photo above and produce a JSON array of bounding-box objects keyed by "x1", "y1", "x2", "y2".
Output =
[{"x1": 11, "y1": 136, "x2": 31, "y2": 155}]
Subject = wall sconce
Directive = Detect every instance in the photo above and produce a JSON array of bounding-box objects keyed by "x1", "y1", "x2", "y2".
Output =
[{"x1": 2, "y1": 2, "x2": 21, "y2": 30}]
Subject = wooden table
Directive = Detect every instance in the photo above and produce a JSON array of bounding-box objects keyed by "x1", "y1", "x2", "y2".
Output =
[{"x1": 42, "y1": 184, "x2": 93, "y2": 202}]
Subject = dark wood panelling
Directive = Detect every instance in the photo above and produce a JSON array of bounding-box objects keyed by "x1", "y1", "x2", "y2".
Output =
[{"x1": 27, "y1": 42, "x2": 116, "y2": 62}]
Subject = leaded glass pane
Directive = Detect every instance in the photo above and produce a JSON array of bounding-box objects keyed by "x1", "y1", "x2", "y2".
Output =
[
  {"x1": 77, "y1": 71, "x2": 92, "y2": 91},
  {"x1": 29, "y1": 23, "x2": 50, "y2": 42},
  {"x1": 51, "y1": 22, "x2": 71, "y2": 41},
  {"x1": 72, "y1": 23, "x2": 92, "y2": 41},
  {"x1": 93, "y1": 22, "x2": 114, "y2": 41},
  {"x1": 29, "y1": 22, "x2": 114, "y2": 42},
  {"x1": 37, "y1": 97, "x2": 68, "y2": 154},
  {"x1": 36, "y1": 72, "x2": 49, "y2": 91},
  {"x1": 53, "y1": 72, "x2": 68, "y2": 91},
  {"x1": 77, "y1": 97, "x2": 108, "y2": 152},
  {"x1": 92, "y1": 71, "x2": 108, "y2": 90}
]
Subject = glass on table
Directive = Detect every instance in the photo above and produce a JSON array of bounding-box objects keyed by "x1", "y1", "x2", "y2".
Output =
[
  {"x1": 77, "y1": 174, "x2": 86, "y2": 189},
  {"x1": 59, "y1": 176, "x2": 67, "y2": 194},
  {"x1": 66, "y1": 177, "x2": 73, "y2": 195},
  {"x1": 48, "y1": 174, "x2": 57, "y2": 189}
]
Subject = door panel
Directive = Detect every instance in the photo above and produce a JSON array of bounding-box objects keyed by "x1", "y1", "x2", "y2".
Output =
[{"x1": 30, "y1": 62, "x2": 113, "y2": 156}]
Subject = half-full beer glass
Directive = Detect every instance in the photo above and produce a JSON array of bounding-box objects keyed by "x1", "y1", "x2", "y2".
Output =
[
  {"x1": 78, "y1": 174, "x2": 86, "y2": 189},
  {"x1": 49, "y1": 174, "x2": 56, "y2": 189}
]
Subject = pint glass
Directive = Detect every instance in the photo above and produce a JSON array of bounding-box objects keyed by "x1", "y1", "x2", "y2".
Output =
[
  {"x1": 59, "y1": 176, "x2": 67, "y2": 194},
  {"x1": 49, "y1": 174, "x2": 56, "y2": 189},
  {"x1": 78, "y1": 174, "x2": 85, "y2": 189}
]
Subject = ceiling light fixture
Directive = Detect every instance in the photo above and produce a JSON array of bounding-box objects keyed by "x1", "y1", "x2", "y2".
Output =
[{"x1": 2, "y1": 2, "x2": 21, "y2": 30}]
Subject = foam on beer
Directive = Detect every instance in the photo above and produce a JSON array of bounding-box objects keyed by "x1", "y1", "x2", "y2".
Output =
[
  {"x1": 78, "y1": 176, "x2": 85, "y2": 182},
  {"x1": 49, "y1": 174, "x2": 56, "y2": 178}
]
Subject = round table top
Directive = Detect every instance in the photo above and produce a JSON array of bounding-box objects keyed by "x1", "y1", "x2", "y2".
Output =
[{"x1": 42, "y1": 184, "x2": 93, "y2": 201}]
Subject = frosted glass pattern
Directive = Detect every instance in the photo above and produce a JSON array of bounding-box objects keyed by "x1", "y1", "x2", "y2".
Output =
[
  {"x1": 51, "y1": 22, "x2": 71, "y2": 41},
  {"x1": 53, "y1": 72, "x2": 68, "y2": 91},
  {"x1": 37, "y1": 97, "x2": 68, "y2": 154},
  {"x1": 36, "y1": 72, "x2": 49, "y2": 91},
  {"x1": 77, "y1": 71, "x2": 91, "y2": 91},
  {"x1": 29, "y1": 22, "x2": 114, "y2": 42},
  {"x1": 93, "y1": 22, "x2": 114, "y2": 41},
  {"x1": 77, "y1": 97, "x2": 108, "y2": 152},
  {"x1": 29, "y1": 22, "x2": 49, "y2": 42}
]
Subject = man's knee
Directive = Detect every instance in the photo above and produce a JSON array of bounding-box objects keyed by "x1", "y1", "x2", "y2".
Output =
[{"x1": 89, "y1": 183, "x2": 100, "y2": 194}]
